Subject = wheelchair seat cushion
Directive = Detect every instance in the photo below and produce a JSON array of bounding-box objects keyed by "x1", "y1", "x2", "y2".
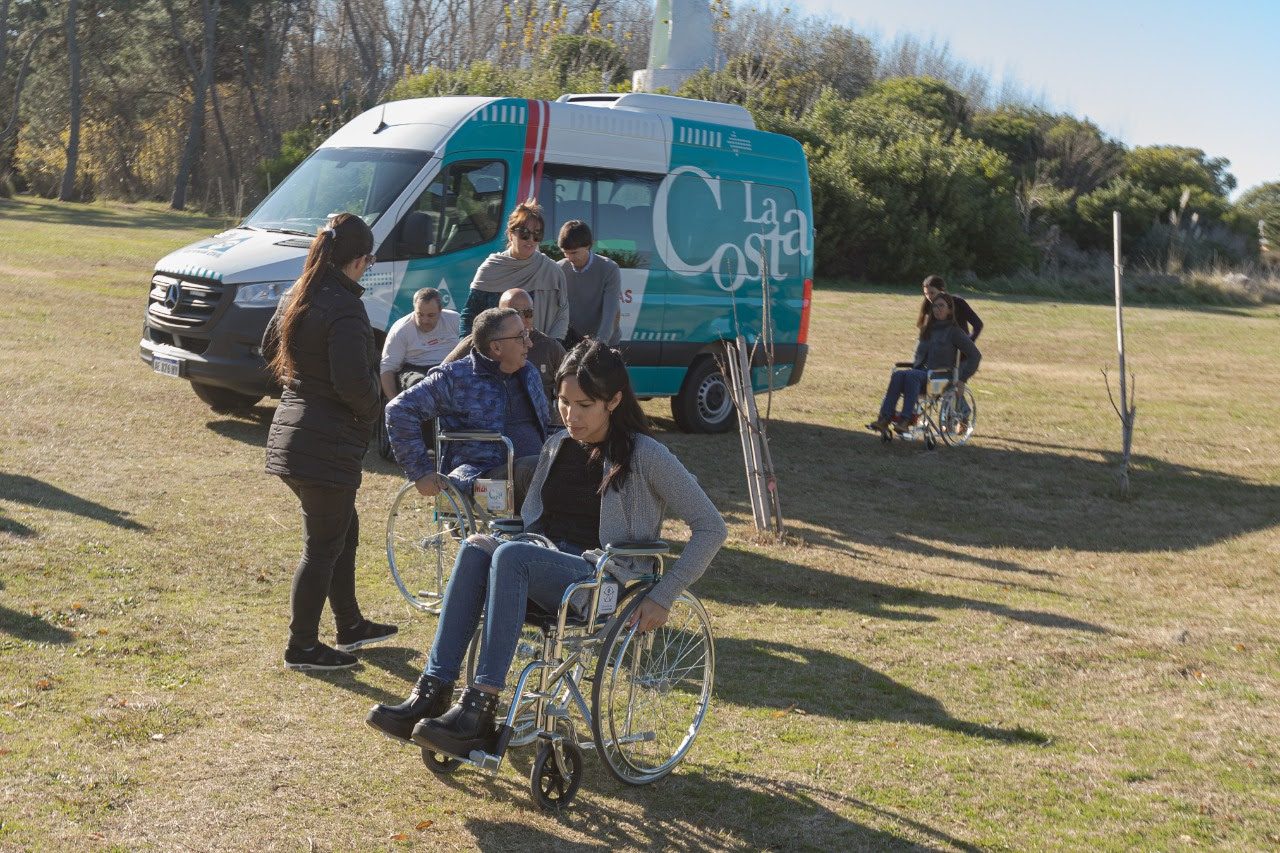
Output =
[{"x1": 523, "y1": 599, "x2": 590, "y2": 630}]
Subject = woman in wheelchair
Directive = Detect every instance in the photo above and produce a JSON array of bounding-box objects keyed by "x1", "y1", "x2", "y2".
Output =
[
  {"x1": 367, "y1": 339, "x2": 727, "y2": 759},
  {"x1": 868, "y1": 294, "x2": 981, "y2": 434}
]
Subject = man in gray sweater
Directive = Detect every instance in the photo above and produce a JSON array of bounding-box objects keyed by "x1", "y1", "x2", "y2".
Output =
[{"x1": 557, "y1": 220, "x2": 621, "y2": 348}]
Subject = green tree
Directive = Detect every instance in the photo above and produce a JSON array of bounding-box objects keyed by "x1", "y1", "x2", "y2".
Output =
[
  {"x1": 859, "y1": 76, "x2": 970, "y2": 138},
  {"x1": 1075, "y1": 178, "x2": 1164, "y2": 247},
  {"x1": 536, "y1": 34, "x2": 629, "y2": 89},
  {"x1": 802, "y1": 89, "x2": 1028, "y2": 280},
  {"x1": 1236, "y1": 181, "x2": 1280, "y2": 251}
]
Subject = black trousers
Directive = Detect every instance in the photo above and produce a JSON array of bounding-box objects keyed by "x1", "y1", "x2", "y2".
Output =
[{"x1": 282, "y1": 476, "x2": 363, "y2": 648}]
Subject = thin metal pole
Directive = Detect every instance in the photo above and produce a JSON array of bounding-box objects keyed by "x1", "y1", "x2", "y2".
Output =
[{"x1": 1113, "y1": 210, "x2": 1127, "y2": 413}]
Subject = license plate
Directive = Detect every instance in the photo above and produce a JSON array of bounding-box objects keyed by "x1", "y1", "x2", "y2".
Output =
[{"x1": 152, "y1": 354, "x2": 182, "y2": 377}]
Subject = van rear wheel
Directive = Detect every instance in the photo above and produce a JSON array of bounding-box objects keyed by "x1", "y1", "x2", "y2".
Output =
[
  {"x1": 671, "y1": 357, "x2": 735, "y2": 434},
  {"x1": 191, "y1": 382, "x2": 263, "y2": 414}
]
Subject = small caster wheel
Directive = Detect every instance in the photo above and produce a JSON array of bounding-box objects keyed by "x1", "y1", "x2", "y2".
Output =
[
  {"x1": 421, "y1": 748, "x2": 462, "y2": 774},
  {"x1": 530, "y1": 739, "x2": 583, "y2": 810},
  {"x1": 924, "y1": 433, "x2": 937, "y2": 450}
]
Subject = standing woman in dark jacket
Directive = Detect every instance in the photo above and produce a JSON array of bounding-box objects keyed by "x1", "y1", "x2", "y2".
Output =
[
  {"x1": 262, "y1": 213, "x2": 398, "y2": 671},
  {"x1": 916, "y1": 274, "x2": 983, "y2": 341}
]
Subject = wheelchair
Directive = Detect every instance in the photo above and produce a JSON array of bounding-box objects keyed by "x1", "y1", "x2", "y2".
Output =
[
  {"x1": 420, "y1": 528, "x2": 715, "y2": 811},
  {"x1": 880, "y1": 362, "x2": 977, "y2": 450},
  {"x1": 386, "y1": 429, "x2": 515, "y2": 613}
]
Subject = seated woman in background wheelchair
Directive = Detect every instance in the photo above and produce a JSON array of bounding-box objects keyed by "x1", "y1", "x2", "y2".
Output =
[
  {"x1": 867, "y1": 293, "x2": 981, "y2": 434},
  {"x1": 367, "y1": 339, "x2": 727, "y2": 759}
]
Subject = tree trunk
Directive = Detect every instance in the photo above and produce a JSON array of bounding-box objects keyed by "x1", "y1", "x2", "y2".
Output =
[
  {"x1": 59, "y1": 0, "x2": 81, "y2": 202},
  {"x1": 171, "y1": 0, "x2": 220, "y2": 211}
]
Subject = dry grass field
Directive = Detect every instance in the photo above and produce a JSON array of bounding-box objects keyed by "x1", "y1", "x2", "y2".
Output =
[{"x1": 2, "y1": 196, "x2": 1279, "y2": 851}]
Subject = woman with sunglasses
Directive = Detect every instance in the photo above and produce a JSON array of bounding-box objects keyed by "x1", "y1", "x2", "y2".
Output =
[
  {"x1": 457, "y1": 200, "x2": 569, "y2": 342},
  {"x1": 262, "y1": 213, "x2": 398, "y2": 671}
]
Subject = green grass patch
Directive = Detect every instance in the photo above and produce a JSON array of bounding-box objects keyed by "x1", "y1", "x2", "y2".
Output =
[{"x1": 0, "y1": 199, "x2": 1277, "y2": 849}]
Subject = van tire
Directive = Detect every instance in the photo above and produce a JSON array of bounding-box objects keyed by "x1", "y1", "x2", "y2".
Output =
[
  {"x1": 671, "y1": 357, "x2": 736, "y2": 434},
  {"x1": 191, "y1": 382, "x2": 263, "y2": 414}
]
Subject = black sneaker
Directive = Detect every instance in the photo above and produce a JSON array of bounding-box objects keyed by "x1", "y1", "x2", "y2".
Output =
[
  {"x1": 284, "y1": 642, "x2": 357, "y2": 671},
  {"x1": 335, "y1": 619, "x2": 398, "y2": 652}
]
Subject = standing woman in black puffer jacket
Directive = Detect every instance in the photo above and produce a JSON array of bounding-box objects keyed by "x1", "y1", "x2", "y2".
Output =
[{"x1": 262, "y1": 213, "x2": 398, "y2": 671}]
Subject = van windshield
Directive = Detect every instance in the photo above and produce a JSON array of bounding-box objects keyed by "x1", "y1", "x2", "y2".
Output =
[{"x1": 244, "y1": 147, "x2": 431, "y2": 234}]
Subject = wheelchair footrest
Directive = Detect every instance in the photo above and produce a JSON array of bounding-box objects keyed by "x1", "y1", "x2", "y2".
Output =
[{"x1": 491, "y1": 723, "x2": 515, "y2": 760}]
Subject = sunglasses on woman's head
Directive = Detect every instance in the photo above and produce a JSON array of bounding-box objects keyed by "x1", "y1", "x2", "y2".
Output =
[{"x1": 511, "y1": 224, "x2": 543, "y2": 242}]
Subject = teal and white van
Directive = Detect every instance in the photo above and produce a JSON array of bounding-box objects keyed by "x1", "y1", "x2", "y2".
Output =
[{"x1": 140, "y1": 92, "x2": 813, "y2": 432}]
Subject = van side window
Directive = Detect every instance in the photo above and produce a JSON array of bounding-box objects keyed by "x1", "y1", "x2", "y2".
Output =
[
  {"x1": 394, "y1": 160, "x2": 507, "y2": 259},
  {"x1": 539, "y1": 167, "x2": 657, "y2": 266},
  {"x1": 596, "y1": 176, "x2": 657, "y2": 261},
  {"x1": 549, "y1": 176, "x2": 593, "y2": 236}
]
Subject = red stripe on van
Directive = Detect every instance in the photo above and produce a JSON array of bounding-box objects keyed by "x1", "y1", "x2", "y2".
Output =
[
  {"x1": 534, "y1": 103, "x2": 550, "y2": 194},
  {"x1": 798, "y1": 278, "x2": 813, "y2": 345},
  {"x1": 520, "y1": 100, "x2": 542, "y2": 200}
]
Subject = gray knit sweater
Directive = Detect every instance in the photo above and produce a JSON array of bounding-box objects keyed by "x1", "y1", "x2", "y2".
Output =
[{"x1": 521, "y1": 431, "x2": 727, "y2": 609}]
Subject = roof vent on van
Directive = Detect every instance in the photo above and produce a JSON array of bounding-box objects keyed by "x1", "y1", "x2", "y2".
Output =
[{"x1": 556, "y1": 93, "x2": 756, "y2": 130}]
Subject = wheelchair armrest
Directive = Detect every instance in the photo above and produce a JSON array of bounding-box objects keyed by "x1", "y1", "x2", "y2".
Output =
[
  {"x1": 894, "y1": 361, "x2": 915, "y2": 368},
  {"x1": 487, "y1": 517, "x2": 524, "y2": 535},
  {"x1": 604, "y1": 540, "x2": 670, "y2": 557},
  {"x1": 438, "y1": 430, "x2": 506, "y2": 442}
]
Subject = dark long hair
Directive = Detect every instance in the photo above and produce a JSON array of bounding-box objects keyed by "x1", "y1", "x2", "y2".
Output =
[
  {"x1": 268, "y1": 213, "x2": 373, "y2": 383},
  {"x1": 554, "y1": 339, "x2": 650, "y2": 494},
  {"x1": 920, "y1": 293, "x2": 956, "y2": 338},
  {"x1": 916, "y1": 274, "x2": 948, "y2": 333}
]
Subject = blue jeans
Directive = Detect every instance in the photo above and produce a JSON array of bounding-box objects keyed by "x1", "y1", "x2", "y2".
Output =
[
  {"x1": 879, "y1": 368, "x2": 927, "y2": 421},
  {"x1": 424, "y1": 541, "x2": 594, "y2": 690}
]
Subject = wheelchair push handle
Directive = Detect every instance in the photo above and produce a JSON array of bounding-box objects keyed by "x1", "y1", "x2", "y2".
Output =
[{"x1": 894, "y1": 361, "x2": 914, "y2": 368}]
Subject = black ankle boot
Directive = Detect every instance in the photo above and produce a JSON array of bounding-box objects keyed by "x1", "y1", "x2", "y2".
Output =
[
  {"x1": 365, "y1": 674, "x2": 454, "y2": 744},
  {"x1": 412, "y1": 686, "x2": 500, "y2": 758}
]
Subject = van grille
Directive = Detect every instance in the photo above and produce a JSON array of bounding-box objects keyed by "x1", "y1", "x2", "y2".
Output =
[{"x1": 147, "y1": 273, "x2": 225, "y2": 330}]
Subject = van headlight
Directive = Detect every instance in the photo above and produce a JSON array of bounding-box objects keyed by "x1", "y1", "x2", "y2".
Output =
[{"x1": 234, "y1": 280, "x2": 291, "y2": 306}]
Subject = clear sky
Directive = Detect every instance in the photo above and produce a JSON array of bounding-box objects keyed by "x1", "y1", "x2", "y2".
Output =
[{"x1": 787, "y1": 0, "x2": 1277, "y2": 197}]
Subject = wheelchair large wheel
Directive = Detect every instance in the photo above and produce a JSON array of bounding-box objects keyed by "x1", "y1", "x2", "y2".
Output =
[
  {"x1": 386, "y1": 480, "x2": 472, "y2": 611},
  {"x1": 939, "y1": 386, "x2": 977, "y2": 446},
  {"x1": 591, "y1": 590, "x2": 714, "y2": 785}
]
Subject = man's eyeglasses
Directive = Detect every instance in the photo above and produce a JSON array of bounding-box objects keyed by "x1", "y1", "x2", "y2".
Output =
[
  {"x1": 493, "y1": 329, "x2": 532, "y2": 344},
  {"x1": 364, "y1": 254, "x2": 376, "y2": 269},
  {"x1": 510, "y1": 224, "x2": 544, "y2": 242}
]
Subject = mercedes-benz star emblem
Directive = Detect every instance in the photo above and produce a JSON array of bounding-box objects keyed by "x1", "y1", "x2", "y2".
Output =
[{"x1": 163, "y1": 282, "x2": 182, "y2": 310}]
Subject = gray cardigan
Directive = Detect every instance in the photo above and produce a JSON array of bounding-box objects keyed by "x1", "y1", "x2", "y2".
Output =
[{"x1": 521, "y1": 431, "x2": 727, "y2": 609}]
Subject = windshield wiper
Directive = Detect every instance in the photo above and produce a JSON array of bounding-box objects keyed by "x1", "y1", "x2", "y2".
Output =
[{"x1": 256, "y1": 226, "x2": 314, "y2": 237}]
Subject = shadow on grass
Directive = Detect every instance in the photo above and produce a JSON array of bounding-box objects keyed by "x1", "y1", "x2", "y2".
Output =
[
  {"x1": 464, "y1": 766, "x2": 984, "y2": 850},
  {"x1": 0, "y1": 473, "x2": 149, "y2": 534},
  {"x1": 0, "y1": 604, "x2": 76, "y2": 643},
  {"x1": 296, "y1": 664, "x2": 403, "y2": 705},
  {"x1": 716, "y1": 636, "x2": 1048, "y2": 744},
  {"x1": 700, "y1": 545, "x2": 1105, "y2": 635},
  {"x1": 671, "y1": 418, "x2": 1280, "y2": 558}
]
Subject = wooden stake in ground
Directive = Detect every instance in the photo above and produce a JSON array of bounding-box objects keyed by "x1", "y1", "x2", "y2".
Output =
[
  {"x1": 1105, "y1": 209, "x2": 1138, "y2": 497},
  {"x1": 720, "y1": 257, "x2": 784, "y2": 537}
]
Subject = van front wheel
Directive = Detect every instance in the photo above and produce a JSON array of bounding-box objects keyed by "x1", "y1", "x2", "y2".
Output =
[
  {"x1": 191, "y1": 382, "x2": 263, "y2": 414},
  {"x1": 671, "y1": 357, "x2": 736, "y2": 434}
]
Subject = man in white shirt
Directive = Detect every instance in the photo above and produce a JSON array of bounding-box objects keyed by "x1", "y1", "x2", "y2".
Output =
[{"x1": 380, "y1": 288, "x2": 461, "y2": 399}]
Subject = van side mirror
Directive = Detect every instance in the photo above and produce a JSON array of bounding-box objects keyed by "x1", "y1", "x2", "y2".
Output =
[{"x1": 398, "y1": 210, "x2": 434, "y2": 257}]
